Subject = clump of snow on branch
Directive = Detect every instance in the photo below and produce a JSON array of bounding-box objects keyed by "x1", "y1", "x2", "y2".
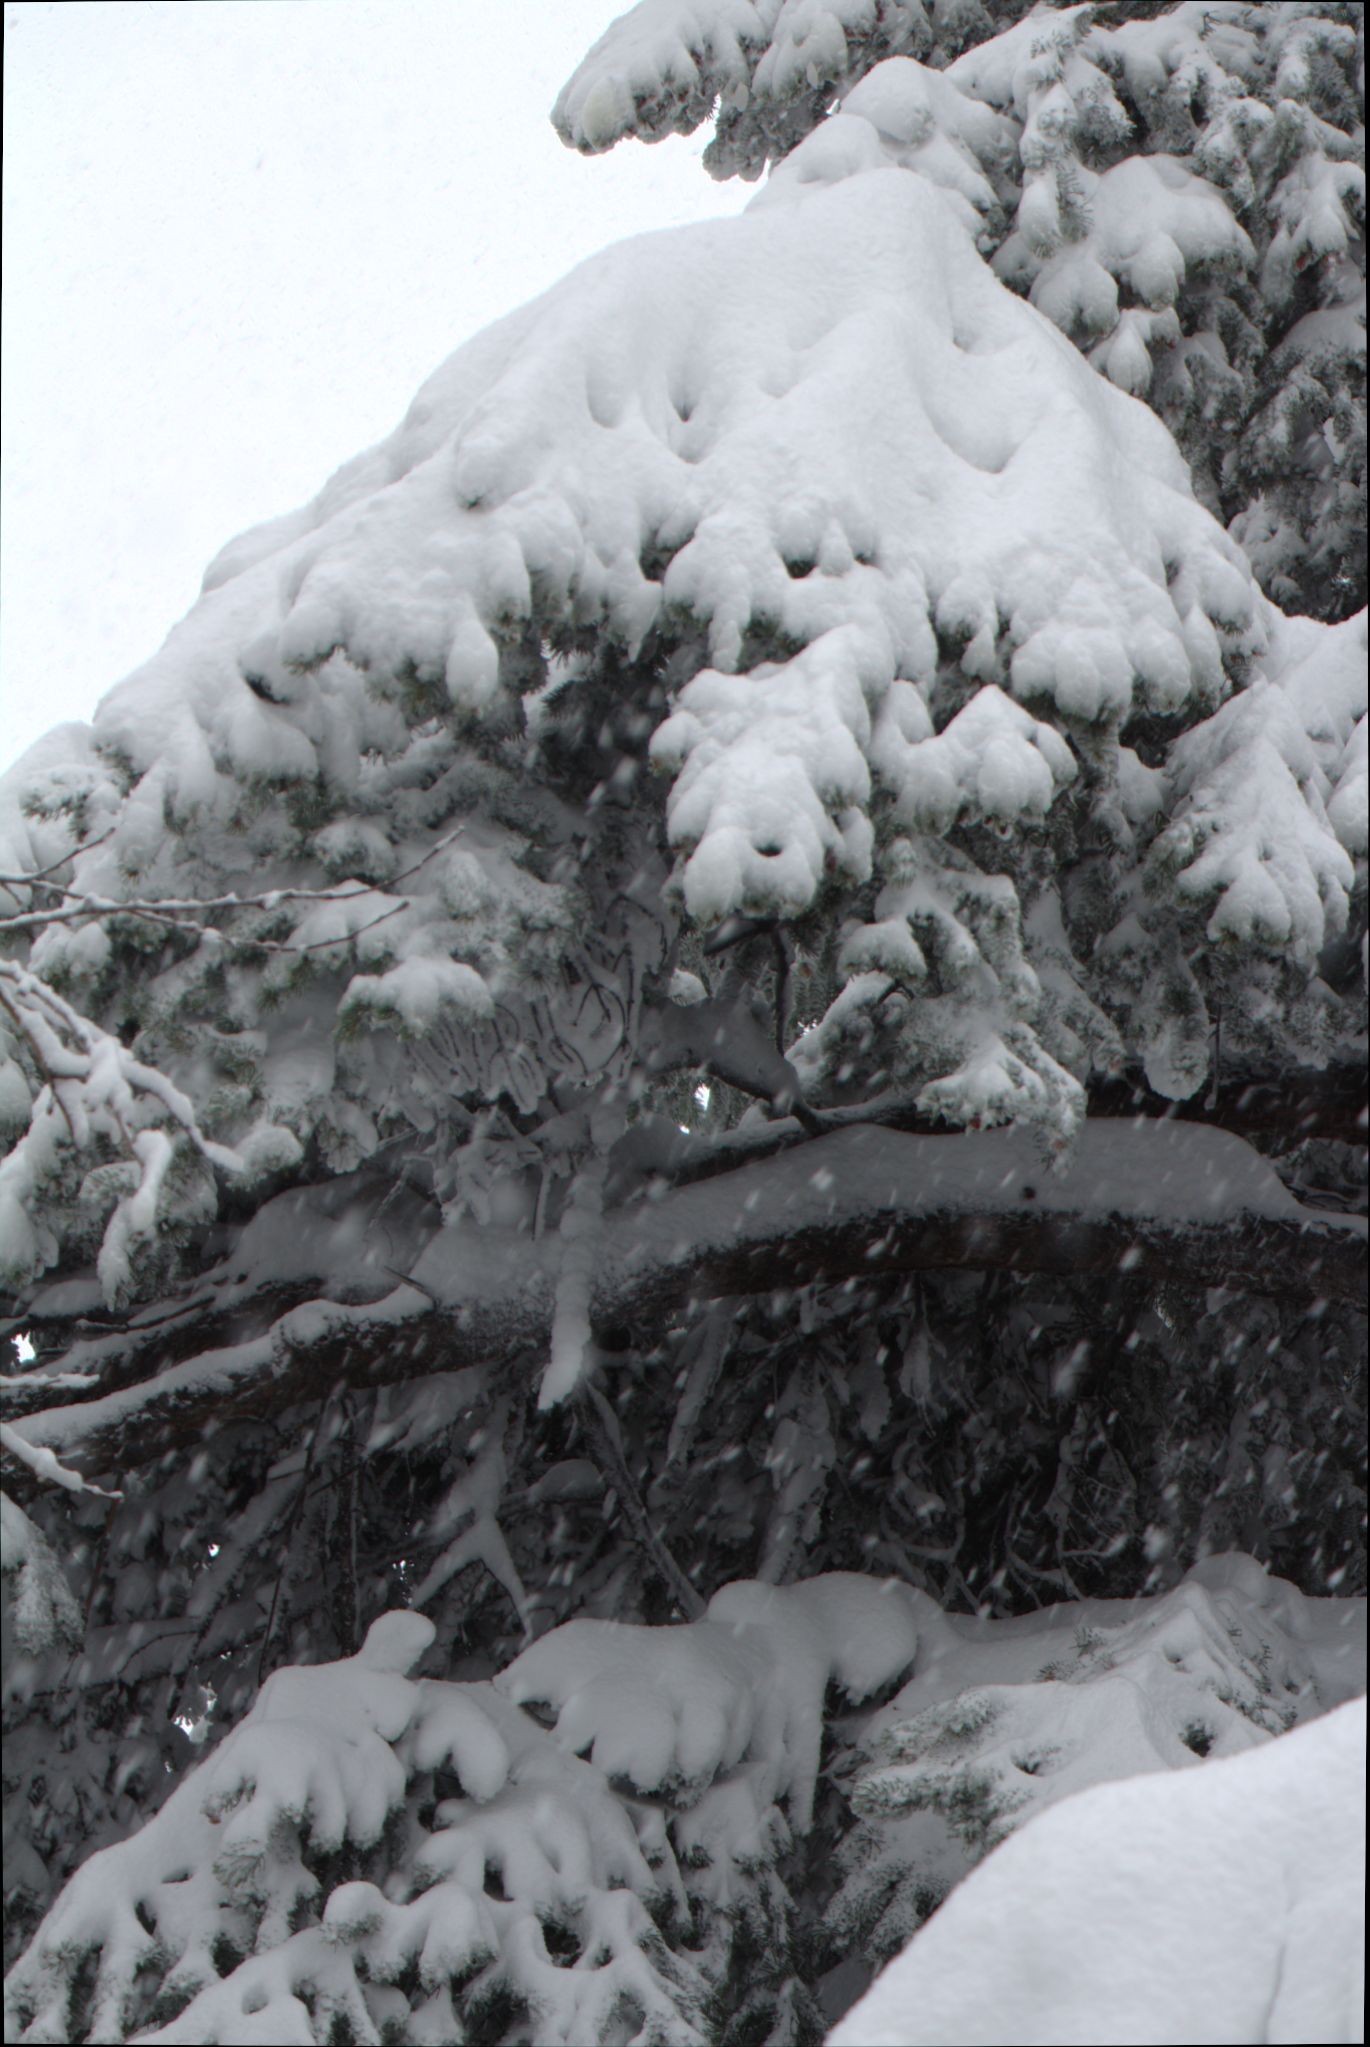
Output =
[
  {"x1": 880, "y1": 685, "x2": 1077, "y2": 834},
  {"x1": 500, "y1": 1572, "x2": 928, "y2": 1831},
  {"x1": 1150, "y1": 606, "x2": 1367, "y2": 961},
  {"x1": 0, "y1": 961, "x2": 278, "y2": 1306},
  {"x1": 553, "y1": 0, "x2": 947, "y2": 163},
  {"x1": 803, "y1": 836, "x2": 1088, "y2": 1140},
  {"x1": 337, "y1": 953, "x2": 494, "y2": 1040}
]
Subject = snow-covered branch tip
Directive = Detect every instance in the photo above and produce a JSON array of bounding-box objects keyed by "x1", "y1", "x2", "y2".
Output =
[
  {"x1": 0, "y1": 960, "x2": 299, "y2": 1306},
  {"x1": 0, "y1": 1423, "x2": 121, "y2": 1501}
]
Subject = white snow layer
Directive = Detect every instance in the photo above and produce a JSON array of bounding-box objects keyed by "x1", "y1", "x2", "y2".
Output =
[
  {"x1": 19, "y1": 164, "x2": 1263, "y2": 933},
  {"x1": 552, "y1": 0, "x2": 929, "y2": 154},
  {"x1": 9, "y1": 1111, "x2": 1361, "y2": 1464},
  {"x1": 829, "y1": 1693, "x2": 1366, "y2": 2047},
  {"x1": 6, "y1": 1554, "x2": 1361, "y2": 2047},
  {"x1": 1154, "y1": 607, "x2": 1367, "y2": 962},
  {"x1": 500, "y1": 1573, "x2": 932, "y2": 1831}
]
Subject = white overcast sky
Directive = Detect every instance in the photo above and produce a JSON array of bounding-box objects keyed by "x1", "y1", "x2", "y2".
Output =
[{"x1": 0, "y1": 0, "x2": 748, "y2": 772}]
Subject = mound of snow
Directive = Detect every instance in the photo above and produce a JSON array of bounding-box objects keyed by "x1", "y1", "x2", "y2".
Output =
[
  {"x1": 7, "y1": 167, "x2": 1259, "y2": 935},
  {"x1": 829, "y1": 1693, "x2": 1366, "y2": 2047}
]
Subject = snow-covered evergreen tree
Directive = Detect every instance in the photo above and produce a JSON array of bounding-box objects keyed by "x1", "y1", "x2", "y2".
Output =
[{"x1": 3, "y1": 4, "x2": 1365, "y2": 2042}]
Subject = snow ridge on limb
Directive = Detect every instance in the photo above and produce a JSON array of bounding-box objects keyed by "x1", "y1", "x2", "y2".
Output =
[{"x1": 5, "y1": 1121, "x2": 1362, "y2": 1496}]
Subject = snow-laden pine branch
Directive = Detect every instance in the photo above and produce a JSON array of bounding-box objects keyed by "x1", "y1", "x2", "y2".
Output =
[
  {"x1": 4, "y1": 1119, "x2": 1361, "y2": 1499},
  {"x1": 5, "y1": 1555, "x2": 1362, "y2": 2045}
]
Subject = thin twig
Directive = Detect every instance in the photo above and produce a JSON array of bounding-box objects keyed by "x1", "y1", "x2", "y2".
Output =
[
  {"x1": 0, "y1": 829, "x2": 115, "y2": 891},
  {"x1": 773, "y1": 926, "x2": 793, "y2": 1056},
  {"x1": 257, "y1": 1393, "x2": 334, "y2": 1687},
  {"x1": 581, "y1": 1382, "x2": 706, "y2": 1620},
  {"x1": 0, "y1": 824, "x2": 467, "y2": 934}
]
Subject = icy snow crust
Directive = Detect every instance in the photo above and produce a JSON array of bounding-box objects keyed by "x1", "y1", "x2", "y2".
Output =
[{"x1": 44, "y1": 168, "x2": 1260, "y2": 935}]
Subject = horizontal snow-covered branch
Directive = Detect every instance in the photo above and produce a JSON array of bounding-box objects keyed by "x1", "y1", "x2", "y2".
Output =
[
  {"x1": 0, "y1": 827, "x2": 467, "y2": 936},
  {"x1": 0, "y1": 1421, "x2": 120, "y2": 1500},
  {"x1": 9, "y1": 1057, "x2": 1360, "y2": 1398},
  {"x1": 4, "y1": 1123, "x2": 1362, "y2": 1493},
  {"x1": 644, "y1": 1061, "x2": 1370, "y2": 1192}
]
